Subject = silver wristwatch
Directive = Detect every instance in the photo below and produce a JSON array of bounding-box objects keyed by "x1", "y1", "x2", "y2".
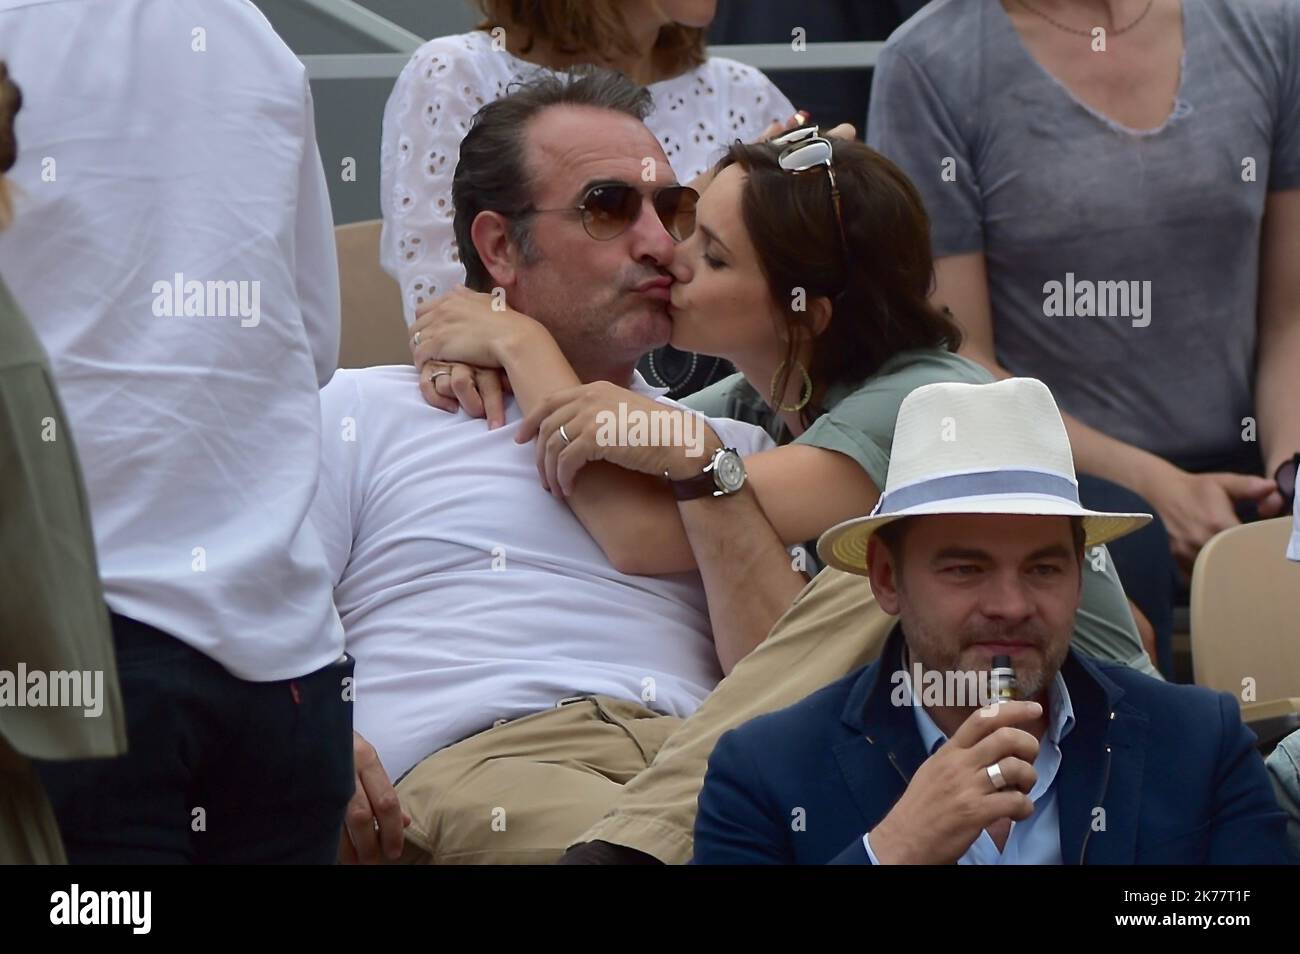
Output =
[{"x1": 668, "y1": 446, "x2": 747, "y2": 500}]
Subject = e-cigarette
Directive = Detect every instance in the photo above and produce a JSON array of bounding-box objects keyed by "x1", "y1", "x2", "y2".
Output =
[{"x1": 991, "y1": 655, "x2": 1020, "y2": 703}]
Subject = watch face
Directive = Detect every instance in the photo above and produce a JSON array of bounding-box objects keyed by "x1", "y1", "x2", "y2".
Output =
[{"x1": 713, "y1": 450, "x2": 747, "y2": 493}]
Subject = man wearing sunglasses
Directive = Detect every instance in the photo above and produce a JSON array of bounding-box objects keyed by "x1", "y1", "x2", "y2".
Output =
[{"x1": 314, "y1": 68, "x2": 779, "y2": 864}]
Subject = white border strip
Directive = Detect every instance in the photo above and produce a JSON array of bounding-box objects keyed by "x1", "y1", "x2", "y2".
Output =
[
  {"x1": 301, "y1": 41, "x2": 883, "y2": 80},
  {"x1": 298, "y1": 0, "x2": 425, "y2": 53}
]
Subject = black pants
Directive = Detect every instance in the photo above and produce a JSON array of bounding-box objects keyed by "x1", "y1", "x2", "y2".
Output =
[{"x1": 36, "y1": 613, "x2": 354, "y2": 864}]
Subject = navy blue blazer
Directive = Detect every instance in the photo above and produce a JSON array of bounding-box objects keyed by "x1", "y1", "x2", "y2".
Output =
[{"x1": 693, "y1": 629, "x2": 1292, "y2": 864}]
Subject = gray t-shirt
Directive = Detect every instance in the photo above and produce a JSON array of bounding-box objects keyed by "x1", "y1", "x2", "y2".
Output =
[{"x1": 866, "y1": 0, "x2": 1300, "y2": 469}]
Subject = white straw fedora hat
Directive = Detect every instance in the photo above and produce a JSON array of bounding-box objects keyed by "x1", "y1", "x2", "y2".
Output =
[{"x1": 817, "y1": 377, "x2": 1151, "y2": 576}]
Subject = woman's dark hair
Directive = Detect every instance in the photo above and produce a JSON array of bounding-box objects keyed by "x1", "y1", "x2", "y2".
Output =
[
  {"x1": 452, "y1": 67, "x2": 652, "y2": 291},
  {"x1": 714, "y1": 136, "x2": 964, "y2": 426},
  {"x1": 0, "y1": 60, "x2": 21, "y2": 228},
  {"x1": 476, "y1": 1, "x2": 706, "y2": 79}
]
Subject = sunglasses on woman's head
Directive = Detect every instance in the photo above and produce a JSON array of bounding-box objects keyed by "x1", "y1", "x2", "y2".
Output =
[
  {"x1": 517, "y1": 182, "x2": 699, "y2": 242},
  {"x1": 771, "y1": 127, "x2": 849, "y2": 259},
  {"x1": 770, "y1": 123, "x2": 821, "y2": 148}
]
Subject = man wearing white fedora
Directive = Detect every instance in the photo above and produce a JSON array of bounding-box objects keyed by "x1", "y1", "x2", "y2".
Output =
[{"x1": 693, "y1": 377, "x2": 1291, "y2": 864}]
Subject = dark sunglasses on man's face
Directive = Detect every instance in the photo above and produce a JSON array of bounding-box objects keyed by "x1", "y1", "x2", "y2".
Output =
[{"x1": 518, "y1": 183, "x2": 699, "y2": 242}]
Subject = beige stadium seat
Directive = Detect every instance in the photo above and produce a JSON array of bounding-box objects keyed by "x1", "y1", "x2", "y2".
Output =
[
  {"x1": 335, "y1": 219, "x2": 412, "y2": 369},
  {"x1": 1190, "y1": 517, "x2": 1300, "y2": 749}
]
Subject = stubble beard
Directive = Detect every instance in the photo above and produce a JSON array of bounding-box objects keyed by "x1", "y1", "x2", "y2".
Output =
[{"x1": 901, "y1": 606, "x2": 1070, "y2": 701}]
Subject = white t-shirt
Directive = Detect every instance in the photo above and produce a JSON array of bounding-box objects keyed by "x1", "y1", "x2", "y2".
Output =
[
  {"x1": 1289, "y1": 506, "x2": 1299, "y2": 562},
  {"x1": 312, "y1": 366, "x2": 776, "y2": 780},
  {"x1": 380, "y1": 30, "x2": 795, "y2": 323},
  {"x1": 0, "y1": 0, "x2": 344, "y2": 680}
]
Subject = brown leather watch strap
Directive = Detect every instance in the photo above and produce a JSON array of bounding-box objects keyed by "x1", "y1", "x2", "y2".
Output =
[{"x1": 669, "y1": 467, "x2": 719, "y2": 501}]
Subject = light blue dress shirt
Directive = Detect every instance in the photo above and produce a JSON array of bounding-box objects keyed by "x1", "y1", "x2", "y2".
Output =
[{"x1": 863, "y1": 668, "x2": 1075, "y2": 865}]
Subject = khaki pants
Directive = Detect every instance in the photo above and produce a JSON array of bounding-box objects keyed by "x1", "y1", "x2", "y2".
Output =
[
  {"x1": 396, "y1": 695, "x2": 683, "y2": 864},
  {"x1": 580, "y1": 569, "x2": 892, "y2": 862},
  {"x1": 397, "y1": 567, "x2": 892, "y2": 864}
]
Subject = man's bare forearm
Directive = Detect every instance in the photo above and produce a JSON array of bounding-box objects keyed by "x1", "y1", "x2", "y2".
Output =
[{"x1": 677, "y1": 487, "x2": 808, "y2": 674}]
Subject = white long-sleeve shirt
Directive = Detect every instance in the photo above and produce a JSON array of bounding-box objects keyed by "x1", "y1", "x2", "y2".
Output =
[{"x1": 0, "y1": 0, "x2": 344, "y2": 680}]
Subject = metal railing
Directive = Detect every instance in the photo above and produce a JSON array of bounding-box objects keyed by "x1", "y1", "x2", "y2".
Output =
[
  {"x1": 302, "y1": 42, "x2": 881, "y2": 79},
  {"x1": 297, "y1": 0, "x2": 423, "y2": 52}
]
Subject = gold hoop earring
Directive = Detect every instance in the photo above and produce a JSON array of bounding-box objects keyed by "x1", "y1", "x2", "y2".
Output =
[{"x1": 771, "y1": 361, "x2": 813, "y2": 413}]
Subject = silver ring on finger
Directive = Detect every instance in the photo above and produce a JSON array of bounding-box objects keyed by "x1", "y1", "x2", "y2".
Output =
[
  {"x1": 559, "y1": 423, "x2": 572, "y2": 445},
  {"x1": 429, "y1": 368, "x2": 451, "y2": 385},
  {"x1": 986, "y1": 762, "x2": 1008, "y2": 791},
  {"x1": 412, "y1": 330, "x2": 422, "y2": 347}
]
